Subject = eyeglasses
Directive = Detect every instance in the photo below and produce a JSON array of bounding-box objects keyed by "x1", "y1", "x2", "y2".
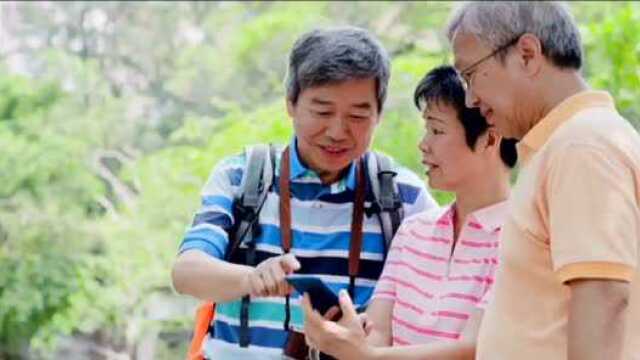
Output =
[{"x1": 458, "y1": 34, "x2": 523, "y2": 91}]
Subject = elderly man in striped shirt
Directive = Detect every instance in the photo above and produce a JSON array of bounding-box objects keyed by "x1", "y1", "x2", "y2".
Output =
[{"x1": 171, "y1": 26, "x2": 437, "y2": 360}]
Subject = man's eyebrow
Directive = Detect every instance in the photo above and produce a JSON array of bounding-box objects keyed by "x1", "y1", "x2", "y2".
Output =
[
  {"x1": 351, "y1": 102, "x2": 372, "y2": 110},
  {"x1": 310, "y1": 98, "x2": 333, "y2": 106}
]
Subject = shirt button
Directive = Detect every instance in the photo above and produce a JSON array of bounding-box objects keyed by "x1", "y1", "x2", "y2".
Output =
[{"x1": 312, "y1": 202, "x2": 323, "y2": 209}]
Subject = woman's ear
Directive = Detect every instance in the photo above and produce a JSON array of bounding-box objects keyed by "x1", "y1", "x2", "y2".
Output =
[
  {"x1": 487, "y1": 127, "x2": 501, "y2": 148},
  {"x1": 476, "y1": 127, "x2": 502, "y2": 154}
]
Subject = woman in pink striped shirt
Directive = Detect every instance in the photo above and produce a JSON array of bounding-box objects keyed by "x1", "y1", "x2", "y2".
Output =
[{"x1": 303, "y1": 65, "x2": 517, "y2": 359}]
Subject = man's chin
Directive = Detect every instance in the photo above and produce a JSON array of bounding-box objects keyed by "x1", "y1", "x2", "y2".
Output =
[
  {"x1": 316, "y1": 150, "x2": 356, "y2": 165},
  {"x1": 313, "y1": 160, "x2": 354, "y2": 181},
  {"x1": 318, "y1": 163, "x2": 351, "y2": 175},
  {"x1": 494, "y1": 125, "x2": 513, "y2": 139}
]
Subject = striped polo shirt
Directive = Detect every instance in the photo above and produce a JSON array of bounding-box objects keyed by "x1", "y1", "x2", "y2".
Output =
[
  {"x1": 178, "y1": 138, "x2": 436, "y2": 357},
  {"x1": 373, "y1": 201, "x2": 507, "y2": 346}
]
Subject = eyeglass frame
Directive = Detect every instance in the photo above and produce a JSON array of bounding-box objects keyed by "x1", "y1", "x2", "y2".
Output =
[{"x1": 458, "y1": 33, "x2": 524, "y2": 91}]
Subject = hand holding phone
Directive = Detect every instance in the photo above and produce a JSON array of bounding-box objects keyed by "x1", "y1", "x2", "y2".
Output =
[{"x1": 285, "y1": 274, "x2": 340, "y2": 316}]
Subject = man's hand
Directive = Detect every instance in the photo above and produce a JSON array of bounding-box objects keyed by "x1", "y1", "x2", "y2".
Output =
[
  {"x1": 303, "y1": 290, "x2": 375, "y2": 360},
  {"x1": 245, "y1": 253, "x2": 300, "y2": 297}
]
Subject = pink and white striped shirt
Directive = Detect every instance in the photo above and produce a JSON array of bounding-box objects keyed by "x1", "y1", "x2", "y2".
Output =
[{"x1": 372, "y1": 202, "x2": 507, "y2": 346}]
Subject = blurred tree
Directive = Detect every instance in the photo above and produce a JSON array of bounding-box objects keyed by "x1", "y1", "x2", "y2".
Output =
[
  {"x1": 0, "y1": 1, "x2": 637, "y2": 359},
  {"x1": 581, "y1": 2, "x2": 640, "y2": 125}
]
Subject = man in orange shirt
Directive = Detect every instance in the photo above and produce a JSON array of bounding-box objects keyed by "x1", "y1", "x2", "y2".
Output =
[{"x1": 447, "y1": 2, "x2": 640, "y2": 359}]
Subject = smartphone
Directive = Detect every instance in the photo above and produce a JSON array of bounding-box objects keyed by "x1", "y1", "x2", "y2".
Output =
[{"x1": 285, "y1": 274, "x2": 340, "y2": 315}]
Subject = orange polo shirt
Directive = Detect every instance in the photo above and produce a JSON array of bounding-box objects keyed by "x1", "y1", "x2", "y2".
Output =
[{"x1": 476, "y1": 91, "x2": 640, "y2": 359}]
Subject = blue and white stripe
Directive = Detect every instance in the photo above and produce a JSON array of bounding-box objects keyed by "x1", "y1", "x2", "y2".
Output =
[{"x1": 179, "y1": 138, "x2": 437, "y2": 354}]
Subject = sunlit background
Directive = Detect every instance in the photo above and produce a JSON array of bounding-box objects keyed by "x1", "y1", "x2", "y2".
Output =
[{"x1": 0, "y1": 1, "x2": 638, "y2": 359}]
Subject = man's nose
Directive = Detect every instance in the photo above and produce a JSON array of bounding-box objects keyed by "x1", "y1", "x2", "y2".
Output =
[
  {"x1": 465, "y1": 87, "x2": 480, "y2": 108},
  {"x1": 325, "y1": 117, "x2": 348, "y2": 140}
]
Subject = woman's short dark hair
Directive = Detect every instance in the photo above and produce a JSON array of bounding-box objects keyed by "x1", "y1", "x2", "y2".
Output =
[{"x1": 414, "y1": 65, "x2": 517, "y2": 168}]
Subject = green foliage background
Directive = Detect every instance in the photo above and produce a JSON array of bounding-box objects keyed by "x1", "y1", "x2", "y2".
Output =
[{"x1": 0, "y1": 2, "x2": 638, "y2": 358}]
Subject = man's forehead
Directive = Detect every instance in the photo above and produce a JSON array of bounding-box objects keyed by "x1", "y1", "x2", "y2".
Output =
[
  {"x1": 303, "y1": 79, "x2": 378, "y2": 104},
  {"x1": 451, "y1": 31, "x2": 484, "y2": 70}
]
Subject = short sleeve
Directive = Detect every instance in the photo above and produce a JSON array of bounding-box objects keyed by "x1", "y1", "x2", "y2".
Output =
[
  {"x1": 476, "y1": 264, "x2": 497, "y2": 311},
  {"x1": 372, "y1": 222, "x2": 413, "y2": 301},
  {"x1": 546, "y1": 144, "x2": 638, "y2": 283},
  {"x1": 178, "y1": 154, "x2": 244, "y2": 259}
]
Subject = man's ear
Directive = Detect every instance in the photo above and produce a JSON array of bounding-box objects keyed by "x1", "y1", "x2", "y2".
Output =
[
  {"x1": 515, "y1": 33, "x2": 544, "y2": 78},
  {"x1": 374, "y1": 110, "x2": 382, "y2": 125},
  {"x1": 286, "y1": 99, "x2": 295, "y2": 118}
]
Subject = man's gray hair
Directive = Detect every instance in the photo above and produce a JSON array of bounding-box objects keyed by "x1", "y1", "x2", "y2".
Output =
[
  {"x1": 286, "y1": 26, "x2": 391, "y2": 112},
  {"x1": 447, "y1": 1, "x2": 582, "y2": 69}
]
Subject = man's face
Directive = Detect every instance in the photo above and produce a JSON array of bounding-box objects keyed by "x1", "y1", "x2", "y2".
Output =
[
  {"x1": 287, "y1": 78, "x2": 380, "y2": 183},
  {"x1": 452, "y1": 32, "x2": 530, "y2": 139}
]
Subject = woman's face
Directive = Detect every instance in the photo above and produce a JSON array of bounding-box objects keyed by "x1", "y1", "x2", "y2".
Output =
[{"x1": 418, "y1": 102, "x2": 487, "y2": 192}]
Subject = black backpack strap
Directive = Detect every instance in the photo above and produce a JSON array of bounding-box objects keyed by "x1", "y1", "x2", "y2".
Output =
[
  {"x1": 225, "y1": 144, "x2": 275, "y2": 348},
  {"x1": 226, "y1": 144, "x2": 274, "y2": 259},
  {"x1": 367, "y1": 152, "x2": 404, "y2": 257}
]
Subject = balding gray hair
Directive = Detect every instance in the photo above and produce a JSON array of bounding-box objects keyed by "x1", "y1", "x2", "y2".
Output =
[
  {"x1": 447, "y1": 1, "x2": 583, "y2": 69},
  {"x1": 286, "y1": 26, "x2": 391, "y2": 112}
]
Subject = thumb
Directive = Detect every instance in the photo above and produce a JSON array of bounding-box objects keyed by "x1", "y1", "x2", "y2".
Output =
[
  {"x1": 338, "y1": 289, "x2": 357, "y2": 321},
  {"x1": 280, "y1": 253, "x2": 301, "y2": 273},
  {"x1": 357, "y1": 313, "x2": 369, "y2": 327},
  {"x1": 362, "y1": 316, "x2": 375, "y2": 335}
]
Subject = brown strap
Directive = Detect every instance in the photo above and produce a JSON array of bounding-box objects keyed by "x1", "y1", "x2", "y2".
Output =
[
  {"x1": 348, "y1": 159, "x2": 366, "y2": 278},
  {"x1": 279, "y1": 148, "x2": 294, "y2": 332},
  {"x1": 279, "y1": 147, "x2": 292, "y2": 253},
  {"x1": 279, "y1": 146, "x2": 366, "y2": 276},
  {"x1": 281, "y1": 145, "x2": 362, "y2": 359}
]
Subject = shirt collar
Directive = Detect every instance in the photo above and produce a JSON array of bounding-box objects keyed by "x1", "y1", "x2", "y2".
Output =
[
  {"x1": 289, "y1": 137, "x2": 358, "y2": 190},
  {"x1": 434, "y1": 204, "x2": 455, "y2": 227},
  {"x1": 469, "y1": 200, "x2": 509, "y2": 232},
  {"x1": 438, "y1": 200, "x2": 508, "y2": 232},
  {"x1": 517, "y1": 90, "x2": 615, "y2": 162},
  {"x1": 289, "y1": 138, "x2": 308, "y2": 179}
]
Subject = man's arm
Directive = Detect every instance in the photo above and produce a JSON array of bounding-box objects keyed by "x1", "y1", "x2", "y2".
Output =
[
  {"x1": 172, "y1": 250, "x2": 301, "y2": 303},
  {"x1": 567, "y1": 279, "x2": 630, "y2": 360},
  {"x1": 172, "y1": 250, "x2": 252, "y2": 302},
  {"x1": 171, "y1": 152, "x2": 300, "y2": 303},
  {"x1": 544, "y1": 145, "x2": 637, "y2": 360}
]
